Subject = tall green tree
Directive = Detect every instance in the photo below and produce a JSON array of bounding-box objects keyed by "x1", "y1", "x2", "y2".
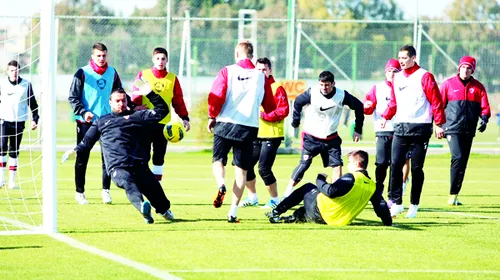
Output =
[{"x1": 426, "y1": 0, "x2": 499, "y2": 91}]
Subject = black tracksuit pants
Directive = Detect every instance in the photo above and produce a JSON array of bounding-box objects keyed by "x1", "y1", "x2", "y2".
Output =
[
  {"x1": 389, "y1": 134, "x2": 430, "y2": 205},
  {"x1": 275, "y1": 183, "x2": 325, "y2": 224},
  {"x1": 446, "y1": 134, "x2": 474, "y2": 195},
  {"x1": 374, "y1": 135, "x2": 393, "y2": 197},
  {"x1": 246, "y1": 138, "x2": 281, "y2": 185},
  {"x1": 75, "y1": 122, "x2": 110, "y2": 193},
  {"x1": 111, "y1": 166, "x2": 170, "y2": 214},
  {"x1": 150, "y1": 124, "x2": 168, "y2": 166}
]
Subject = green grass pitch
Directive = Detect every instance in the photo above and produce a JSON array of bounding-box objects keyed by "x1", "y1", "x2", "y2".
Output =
[{"x1": 0, "y1": 151, "x2": 499, "y2": 279}]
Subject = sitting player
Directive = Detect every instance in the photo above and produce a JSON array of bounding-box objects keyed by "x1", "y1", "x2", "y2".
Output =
[{"x1": 266, "y1": 150, "x2": 392, "y2": 226}]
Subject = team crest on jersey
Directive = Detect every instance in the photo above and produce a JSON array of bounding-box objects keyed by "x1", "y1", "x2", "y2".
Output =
[
  {"x1": 97, "y1": 78, "x2": 106, "y2": 89},
  {"x1": 469, "y1": 88, "x2": 474, "y2": 94},
  {"x1": 123, "y1": 115, "x2": 129, "y2": 119},
  {"x1": 154, "y1": 81, "x2": 165, "y2": 92}
]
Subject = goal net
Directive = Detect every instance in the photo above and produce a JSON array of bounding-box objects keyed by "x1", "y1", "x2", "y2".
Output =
[{"x1": 0, "y1": 1, "x2": 56, "y2": 235}]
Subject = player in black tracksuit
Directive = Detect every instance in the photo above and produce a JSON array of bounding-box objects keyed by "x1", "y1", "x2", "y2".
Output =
[
  {"x1": 440, "y1": 56, "x2": 491, "y2": 205},
  {"x1": 74, "y1": 88, "x2": 172, "y2": 222}
]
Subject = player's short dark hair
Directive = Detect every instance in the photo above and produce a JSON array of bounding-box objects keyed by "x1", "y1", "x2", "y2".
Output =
[
  {"x1": 399, "y1": 45, "x2": 416, "y2": 57},
  {"x1": 256, "y1": 57, "x2": 272, "y2": 69},
  {"x1": 7, "y1": 60, "x2": 19, "y2": 68},
  {"x1": 318, "y1": 71, "x2": 334, "y2": 83},
  {"x1": 348, "y1": 150, "x2": 369, "y2": 169},
  {"x1": 110, "y1": 88, "x2": 127, "y2": 100},
  {"x1": 92, "y1": 42, "x2": 108, "y2": 52},
  {"x1": 153, "y1": 47, "x2": 168, "y2": 59}
]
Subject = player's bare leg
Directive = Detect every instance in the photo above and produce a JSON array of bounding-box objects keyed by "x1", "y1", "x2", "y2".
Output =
[
  {"x1": 212, "y1": 161, "x2": 226, "y2": 208},
  {"x1": 239, "y1": 178, "x2": 259, "y2": 207},
  {"x1": 331, "y1": 166, "x2": 342, "y2": 182},
  {"x1": 227, "y1": 166, "x2": 247, "y2": 222}
]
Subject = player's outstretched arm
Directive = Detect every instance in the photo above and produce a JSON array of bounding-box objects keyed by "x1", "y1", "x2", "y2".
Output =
[{"x1": 138, "y1": 91, "x2": 170, "y2": 123}]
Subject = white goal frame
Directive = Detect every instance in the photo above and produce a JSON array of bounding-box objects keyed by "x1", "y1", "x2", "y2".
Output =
[{"x1": 40, "y1": 0, "x2": 57, "y2": 234}]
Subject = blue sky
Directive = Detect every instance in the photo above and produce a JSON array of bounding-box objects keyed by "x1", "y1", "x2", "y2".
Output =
[{"x1": 3, "y1": 0, "x2": 452, "y2": 19}]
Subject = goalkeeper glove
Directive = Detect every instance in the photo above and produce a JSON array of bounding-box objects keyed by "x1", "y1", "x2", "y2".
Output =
[
  {"x1": 133, "y1": 78, "x2": 153, "y2": 96},
  {"x1": 61, "y1": 149, "x2": 76, "y2": 164}
]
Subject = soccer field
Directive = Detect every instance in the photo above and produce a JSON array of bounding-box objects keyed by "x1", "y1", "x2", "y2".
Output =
[{"x1": 0, "y1": 151, "x2": 499, "y2": 279}]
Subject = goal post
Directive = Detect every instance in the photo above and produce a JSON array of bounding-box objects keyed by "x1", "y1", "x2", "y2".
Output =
[{"x1": 40, "y1": 0, "x2": 57, "y2": 234}]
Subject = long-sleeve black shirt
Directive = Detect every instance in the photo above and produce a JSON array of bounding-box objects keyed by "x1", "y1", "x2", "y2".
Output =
[
  {"x1": 292, "y1": 87, "x2": 364, "y2": 135},
  {"x1": 75, "y1": 92, "x2": 169, "y2": 174},
  {"x1": 316, "y1": 171, "x2": 392, "y2": 226}
]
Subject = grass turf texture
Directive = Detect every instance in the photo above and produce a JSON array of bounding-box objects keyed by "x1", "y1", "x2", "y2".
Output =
[{"x1": 1, "y1": 151, "x2": 499, "y2": 279}]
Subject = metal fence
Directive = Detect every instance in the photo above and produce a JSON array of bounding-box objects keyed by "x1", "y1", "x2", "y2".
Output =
[
  {"x1": 1, "y1": 13, "x2": 499, "y2": 117},
  {"x1": 57, "y1": 16, "x2": 500, "y2": 94}
]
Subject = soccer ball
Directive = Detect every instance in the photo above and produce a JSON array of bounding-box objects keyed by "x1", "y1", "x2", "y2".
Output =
[{"x1": 163, "y1": 122, "x2": 185, "y2": 143}]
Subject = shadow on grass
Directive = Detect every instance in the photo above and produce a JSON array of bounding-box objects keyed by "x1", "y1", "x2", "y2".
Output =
[
  {"x1": 61, "y1": 217, "x2": 467, "y2": 234},
  {"x1": 353, "y1": 218, "x2": 468, "y2": 230},
  {"x1": 0, "y1": 245, "x2": 43, "y2": 250}
]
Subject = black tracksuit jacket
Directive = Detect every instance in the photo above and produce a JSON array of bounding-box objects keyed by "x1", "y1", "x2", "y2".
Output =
[{"x1": 75, "y1": 92, "x2": 169, "y2": 174}]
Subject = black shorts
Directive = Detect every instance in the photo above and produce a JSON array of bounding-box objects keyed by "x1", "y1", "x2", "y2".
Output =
[
  {"x1": 302, "y1": 133, "x2": 343, "y2": 167},
  {"x1": 0, "y1": 120, "x2": 25, "y2": 158},
  {"x1": 303, "y1": 187, "x2": 325, "y2": 224},
  {"x1": 212, "y1": 135, "x2": 254, "y2": 170}
]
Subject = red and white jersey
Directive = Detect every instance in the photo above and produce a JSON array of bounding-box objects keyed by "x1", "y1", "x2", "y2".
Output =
[
  {"x1": 217, "y1": 64, "x2": 265, "y2": 128},
  {"x1": 364, "y1": 81, "x2": 394, "y2": 133},
  {"x1": 392, "y1": 68, "x2": 433, "y2": 124},
  {"x1": 303, "y1": 87, "x2": 345, "y2": 138}
]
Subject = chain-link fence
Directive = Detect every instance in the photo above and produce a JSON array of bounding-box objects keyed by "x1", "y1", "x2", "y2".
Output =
[{"x1": 1, "y1": 11, "x2": 499, "y2": 143}]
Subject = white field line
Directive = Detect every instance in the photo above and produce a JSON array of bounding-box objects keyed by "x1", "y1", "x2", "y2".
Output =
[
  {"x1": 50, "y1": 234, "x2": 181, "y2": 280},
  {"x1": 0, "y1": 216, "x2": 181, "y2": 280},
  {"x1": 167, "y1": 267, "x2": 500, "y2": 274},
  {"x1": 425, "y1": 209, "x2": 500, "y2": 220}
]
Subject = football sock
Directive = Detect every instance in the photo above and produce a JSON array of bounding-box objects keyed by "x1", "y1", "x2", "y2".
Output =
[
  {"x1": 283, "y1": 185, "x2": 294, "y2": 198},
  {"x1": 152, "y1": 164, "x2": 163, "y2": 181},
  {"x1": 8, "y1": 157, "x2": 18, "y2": 186},
  {"x1": 248, "y1": 192, "x2": 257, "y2": 201},
  {"x1": 228, "y1": 203, "x2": 238, "y2": 218}
]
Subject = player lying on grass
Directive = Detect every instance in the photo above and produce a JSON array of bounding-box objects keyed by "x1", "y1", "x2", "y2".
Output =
[
  {"x1": 62, "y1": 81, "x2": 174, "y2": 224},
  {"x1": 266, "y1": 150, "x2": 392, "y2": 226}
]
